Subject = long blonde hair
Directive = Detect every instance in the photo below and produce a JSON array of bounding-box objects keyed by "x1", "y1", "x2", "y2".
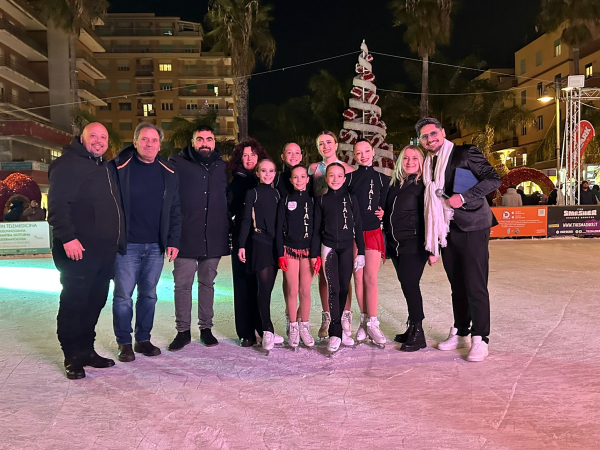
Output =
[{"x1": 390, "y1": 145, "x2": 424, "y2": 187}]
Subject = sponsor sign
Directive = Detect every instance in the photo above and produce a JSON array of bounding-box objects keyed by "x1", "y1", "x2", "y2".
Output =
[
  {"x1": 547, "y1": 205, "x2": 600, "y2": 237},
  {"x1": 578, "y1": 120, "x2": 595, "y2": 157},
  {"x1": 490, "y1": 207, "x2": 548, "y2": 238},
  {"x1": 0, "y1": 221, "x2": 51, "y2": 254}
]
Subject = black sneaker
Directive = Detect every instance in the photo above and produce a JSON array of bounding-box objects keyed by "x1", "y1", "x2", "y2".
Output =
[
  {"x1": 133, "y1": 341, "x2": 161, "y2": 357},
  {"x1": 82, "y1": 350, "x2": 115, "y2": 368},
  {"x1": 200, "y1": 328, "x2": 218, "y2": 347},
  {"x1": 167, "y1": 330, "x2": 191, "y2": 351}
]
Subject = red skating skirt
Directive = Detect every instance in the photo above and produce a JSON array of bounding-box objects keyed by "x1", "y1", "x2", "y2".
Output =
[{"x1": 364, "y1": 228, "x2": 385, "y2": 260}]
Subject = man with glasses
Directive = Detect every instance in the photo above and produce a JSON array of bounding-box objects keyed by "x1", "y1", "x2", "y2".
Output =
[
  {"x1": 167, "y1": 126, "x2": 229, "y2": 350},
  {"x1": 417, "y1": 117, "x2": 500, "y2": 362}
]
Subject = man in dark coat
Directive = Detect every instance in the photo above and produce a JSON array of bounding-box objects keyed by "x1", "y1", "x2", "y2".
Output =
[
  {"x1": 418, "y1": 117, "x2": 501, "y2": 363},
  {"x1": 167, "y1": 125, "x2": 229, "y2": 350},
  {"x1": 21, "y1": 200, "x2": 47, "y2": 221},
  {"x1": 109, "y1": 123, "x2": 181, "y2": 362},
  {"x1": 579, "y1": 181, "x2": 597, "y2": 205},
  {"x1": 48, "y1": 122, "x2": 124, "y2": 380}
]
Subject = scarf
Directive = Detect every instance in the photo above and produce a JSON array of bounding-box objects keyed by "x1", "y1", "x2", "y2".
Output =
[{"x1": 423, "y1": 139, "x2": 455, "y2": 257}]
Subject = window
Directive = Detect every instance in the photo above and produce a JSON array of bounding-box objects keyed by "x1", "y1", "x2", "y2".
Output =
[
  {"x1": 208, "y1": 103, "x2": 219, "y2": 110},
  {"x1": 585, "y1": 63, "x2": 593, "y2": 78},
  {"x1": 161, "y1": 101, "x2": 173, "y2": 111},
  {"x1": 117, "y1": 80, "x2": 130, "y2": 91},
  {"x1": 522, "y1": 153, "x2": 527, "y2": 165},
  {"x1": 537, "y1": 115, "x2": 544, "y2": 130},
  {"x1": 160, "y1": 82, "x2": 172, "y2": 91},
  {"x1": 159, "y1": 44, "x2": 173, "y2": 53},
  {"x1": 186, "y1": 103, "x2": 198, "y2": 110},
  {"x1": 159, "y1": 63, "x2": 172, "y2": 71},
  {"x1": 161, "y1": 121, "x2": 171, "y2": 130},
  {"x1": 208, "y1": 84, "x2": 218, "y2": 95},
  {"x1": 117, "y1": 63, "x2": 130, "y2": 71},
  {"x1": 520, "y1": 59, "x2": 526, "y2": 75},
  {"x1": 521, "y1": 90, "x2": 526, "y2": 105},
  {"x1": 119, "y1": 102, "x2": 131, "y2": 111},
  {"x1": 184, "y1": 45, "x2": 195, "y2": 53},
  {"x1": 98, "y1": 81, "x2": 110, "y2": 92},
  {"x1": 554, "y1": 39, "x2": 561, "y2": 57},
  {"x1": 536, "y1": 50, "x2": 542, "y2": 66},
  {"x1": 537, "y1": 82, "x2": 543, "y2": 98},
  {"x1": 99, "y1": 103, "x2": 112, "y2": 111},
  {"x1": 142, "y1": 103, "x2": 154, "y2": 117},
  {"x1": 119, "y1": 121, "x2": 132, "y2": 131},
  {"x1": 51, "y1": 149, "x2": 61, "y2": 160},
  {"x1": 522, "y1": 124, "x2": 527, "y2": 136}
]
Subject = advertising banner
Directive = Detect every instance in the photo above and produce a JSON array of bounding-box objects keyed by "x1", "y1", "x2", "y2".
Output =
[
  {"x1": 490, "y1": 207, "x2": 548, "y2": 238},
  {"x1": 547, "y1": 206, "x2": 600, "y2": 237},
  {"x1": 0, "y1": 221, "x2": 51, "y2": 254}
]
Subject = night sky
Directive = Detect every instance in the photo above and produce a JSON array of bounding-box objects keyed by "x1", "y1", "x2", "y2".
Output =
[{"x1": 108, "y1": 0, "x2": 540, "y2": 116}]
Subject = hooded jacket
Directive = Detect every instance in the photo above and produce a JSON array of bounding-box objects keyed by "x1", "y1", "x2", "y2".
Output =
[
  {"x1": 48, "y1": 137, "x2": 123, "y2": 248},
  {"x1": 501, "y1": 188, "x2": 522, "y2": 207},
  {"x1": 169, "y1": 145, "x2": 229, "y2": 259},
  {"x1": 109, "y1": 145, "x2": 181, "y2": 254}
]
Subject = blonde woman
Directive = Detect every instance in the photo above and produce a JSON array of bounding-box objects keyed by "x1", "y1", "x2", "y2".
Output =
[{"x1": 383, "y1": 145, "x2": 430, "y2": 352}]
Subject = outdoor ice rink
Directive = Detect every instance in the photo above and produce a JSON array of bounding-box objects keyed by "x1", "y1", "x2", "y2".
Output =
[{"x1": 0, "y1": 239, "x2": 599, "y2": 450}]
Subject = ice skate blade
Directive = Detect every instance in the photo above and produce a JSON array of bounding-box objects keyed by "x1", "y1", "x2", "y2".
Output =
[{"x1": 368, "y1": 338, "x2": 386, "y2": 349}]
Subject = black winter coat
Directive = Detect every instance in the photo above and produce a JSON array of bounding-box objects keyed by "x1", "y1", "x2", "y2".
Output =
[
  {"x1": 48, "y1": 137, "x2": 123, "y2": 248},
  {"x1": 169, "y1": 146, "x2": 229, "y2": 259},
  {"x1": 227, "y1": 169, "x2": 258, "y2": 250},
  {"x1": 238, "y1": 183, "x2": 280, "y2": 248},
  {"x1": 109, "y1": 145, "x2": 181, "y2": 254}
]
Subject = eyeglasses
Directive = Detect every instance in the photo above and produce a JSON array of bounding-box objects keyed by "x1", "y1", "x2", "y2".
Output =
[{"x1": 419, "y1": 130, "x2": 439, "y2": 141}]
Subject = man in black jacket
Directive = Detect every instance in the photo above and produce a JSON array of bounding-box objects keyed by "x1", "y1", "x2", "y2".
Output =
[
  {"x1": 418, "y1": 117, "x2": 501, "y2": 363},
  {"x1": 167, "y1": 126, "x2": 229, "y2": 350},
  {"x1": 48, "y1": 122, "x2": 124, "y2": 380},
  {"x1": 109, "y1": 123, "x2": 181, "y2": 362}
]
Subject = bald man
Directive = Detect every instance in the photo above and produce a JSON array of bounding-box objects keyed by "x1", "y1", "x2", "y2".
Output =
[{"x1": 49, "y1": 122, "x2": 124, "y2": 379}]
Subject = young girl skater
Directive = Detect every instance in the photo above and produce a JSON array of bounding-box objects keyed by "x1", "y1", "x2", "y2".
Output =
[
  {"x1": 346, "y1": 139, "x2": 390, "y2": 348},
  {"x1": 308, "y1": 132, "x2": 354, "y2": 340},
  {"x1": 238, "y1": 159, "x2": 282, "y2": 352},
  {"x1": 313, "y1": 163, "x2": 365, "y2": 355},
  {"x1": 276, "y1": 165, "x2": 321, "y2": 349}
]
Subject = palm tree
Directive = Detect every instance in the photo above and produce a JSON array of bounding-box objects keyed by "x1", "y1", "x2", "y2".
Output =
[
  {"x1": 38, "y1": 0, "x2": 108, "y2": 129},
  {"x1": 389, "y1": 0, "x2": 452, "y2": 118},
  {"x1": 538, "y1": 0, "x2": 600, "y2": 75},
  {"x1": 205, "y1": 0, "x2": 276, "y2": 140},
  {"x1": 161, "y1": 109, "x2": 223, "y2": 159},
  {"x1": 308, "y1": 70, "x2": 348, "y2": 132}
]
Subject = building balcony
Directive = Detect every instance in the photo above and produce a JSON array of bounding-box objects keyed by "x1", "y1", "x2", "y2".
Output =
[
  {"x1": 77, "y1": 80, "x2": 107, "y2": 106},
  {"x1": 0, "y1": 56, "x2": 48, "y2": 91},
  {"x1": 96, "y1": 27, "x2": 202, "y2": 37},
  {"x1": 79, "y1": 25, "x2": 105, "y2": 53},
  {"x1": 0, "y1": 18, "x2": 47, "y2": 61},
  {"x1": 106, "y1": 45, "x2": 200, "y2": 54},
  {"x1": 178, "y1": 68, "x2": 231, "y2": 78},
  {"x1": 0, "y1": 0, "x2": 46, "y2": 31},
  {"x1": 179, "y1": 108, "x2": 234, "y2": 117},
  {"x1": 491, "y1": 137, "x2": 519, "y2": 153},
  {"x1": 135, "y1": 68, "x2": 154, "y2": 77},
  {"x1": 76, "y1": 51, "x2": 106, "y2": 79},
  {"x1": 178, "y1": 88, "x2": 233, "y2": 97},
  {"x1": 137, "y1": 109, "x2": 157, "y2": 117},
  {"x1": 0, "y1": 92, "x2": 50, "y2": 122},
  {"x1": 137, "y1": 89, "x2": 155, "y2": 97}
]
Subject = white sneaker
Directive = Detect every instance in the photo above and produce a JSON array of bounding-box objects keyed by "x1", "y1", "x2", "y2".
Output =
[
  {"x1": 437, "y1": 327, "x2": 471, "y2": 351},
  {"x1": 366, "y1": 317, "x2": 386, "y2": 345},
  {"x1": 299, "y1": 321, "x2": 315, "y2": 347},
  {"x1": 356, "y1": 313, "x2": 368, "y2": 342},
  {"x1": 341, "y1": 334, "x2": 355, "y2": 346},
  {"x1": 288, "y1": 322, "x2": 300, "y2": 348},
  {"x1": 328, "y1": 336, "x2": 341, "y2": 353},
  {"x1": 285, "y1": 315, "x2": 290, "y2": 337},
  {"x1": 318, "y1": 311, "x2": 331, "y2": 339},
  {"x1": 273, "y1": 333, "x2": 284, "y2": 345},
  {"x1": 262, "y1": 331, "x2": 275, "y2": 351},
  {"x1": 341, "y1": 310, "x2": 353, "y2": 337},
  {"x1": 467, "y1": 336, "x2": 489, "y2": 362}
]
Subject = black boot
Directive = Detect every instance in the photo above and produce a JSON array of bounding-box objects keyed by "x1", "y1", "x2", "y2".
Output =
[
  {"x1": 64, "y1": 356, "x2": 86, "y2": 380},
  {"x1": 82, "y1": 350, "x2": 115, "y2": 368},
  {"x1": 400, "y1": 321, "x2": 426, "y2": 352},
  {"x1": 200, "y1": 328, "x2": 219, "y2": 347},
  {"x1": 394, "y1": 321, "x2": 413, "y2": 344},
  {"x1": 168, "y1": 330, "x2": 191, "y2": 351}
]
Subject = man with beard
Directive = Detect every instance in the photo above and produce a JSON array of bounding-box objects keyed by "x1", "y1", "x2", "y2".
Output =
[
  {"x1": 417, "y1": 117, "x2": 500, "y2": 362},
  {"x1": 167, "y1": 126, "x2": 229, "y2": 350}
]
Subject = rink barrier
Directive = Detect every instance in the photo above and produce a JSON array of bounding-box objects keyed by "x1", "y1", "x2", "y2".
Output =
[{"x1": 0, "y1": 221, "x2": 51, "y2": 255}]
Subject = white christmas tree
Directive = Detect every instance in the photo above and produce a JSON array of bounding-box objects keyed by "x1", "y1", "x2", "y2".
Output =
[{"x1": 338, "y1": 40, "x2": 394, "y2": 176}]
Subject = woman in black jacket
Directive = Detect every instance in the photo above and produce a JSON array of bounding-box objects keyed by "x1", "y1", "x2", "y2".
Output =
[
  {"x1": 384, "y1": 145, "x2": 431, "y2": 352},
  {"x1": 227, "y1": 139, "x2": 267, "y2": 348}
]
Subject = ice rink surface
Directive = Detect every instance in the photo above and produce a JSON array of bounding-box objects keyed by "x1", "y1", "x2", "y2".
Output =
[{"x1": 0, "y1": 239, "x2": 599, "y2": 449}]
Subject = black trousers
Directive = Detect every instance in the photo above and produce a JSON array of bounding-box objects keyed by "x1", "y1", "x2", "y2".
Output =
[
  {"x1": 323, "y1": 246, "x2": 353, "y2": 339},
  {"x1": 231, "y1": 248, "x2": 261, "y2": 340},
  {"x1": 256, "y1": 265, "x2": 277, "y2": 333},
  {"x1": 391, "y1": 249, "x2": 429, "y2": 322},
  {"x1": 52, "y1": 240, "x2": 117, "y2": 358},
  {"x1": 441, "y1": 226, "x2": 491, "y2": 339}
]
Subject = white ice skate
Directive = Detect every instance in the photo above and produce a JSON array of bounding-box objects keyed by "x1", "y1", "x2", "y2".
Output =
[
  {"x1": 299, "y1": 321, "x2": 315, "y2": 347},
  {"x1": 262, "y1": 331, "x2": 275, "y2": 354},
  {"x1": 356, "y1": 313, "x2": 368, "y2": 343},
  {"x1": 366, "y1": 317, "x2": 386, "y2": 349},
  {"x1": 327, "y1": 336, "x2": 341, "y2": 356},
  {"x1": 341, "y1": 310, "x2": 353, "y2": 338},
  {"x1": 318, "y1": 311, "x2": 331, "y2": 340},
  {"x1": 273, "y1": 333, "x2": 284, "y2": 346},
  {"x1": 342, "y1": 334, "x2": 355, "y2": 347},
  {"x1": 285, "y1": 315, "x2": 290, "y2": 337},
  {"x1": 288, "y1": 322, "x2": 300, "y2": 350}
]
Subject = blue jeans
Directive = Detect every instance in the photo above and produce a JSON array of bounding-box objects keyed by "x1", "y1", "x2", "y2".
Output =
[{"x1": 113, "y1": 243, "x2": 164, "y2": 345}]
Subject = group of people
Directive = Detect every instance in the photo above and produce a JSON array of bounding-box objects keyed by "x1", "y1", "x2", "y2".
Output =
[{"x1": 48, "y1": 116, "x2": 500, "y2": 380}]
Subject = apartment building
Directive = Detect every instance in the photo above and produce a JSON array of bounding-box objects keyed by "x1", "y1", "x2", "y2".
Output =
[{"x1": 94, "y1": 13, "x2": 237, "y2": 145}]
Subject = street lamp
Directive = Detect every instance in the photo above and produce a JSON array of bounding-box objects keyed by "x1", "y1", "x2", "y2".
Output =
[{"x1": 537, "y1": 79, "x2": 563, "y2": 193}]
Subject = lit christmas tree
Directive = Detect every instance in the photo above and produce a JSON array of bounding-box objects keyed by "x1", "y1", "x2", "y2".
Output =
[{"x1": 338, "y1": 40, "x2": 394, "y2": 176}]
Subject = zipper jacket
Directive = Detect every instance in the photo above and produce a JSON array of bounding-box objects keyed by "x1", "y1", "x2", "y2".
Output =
[
  {"x1": 274, "y1": 166, "x2": 313, "y2": 199},
  {"x1": 275, "y1": 189, "x2": 316, "y2": 257},
  {"x1": 383, "y1": 174, "x2": 426, "y2": 256},
  {"x1": 346, "y1": 165, "x2": 390, "y2": 232},
  {"x1": 313, "y1": 187, "x2": 365, "y2": 255},
  {"x1": 238, "y1": 183, "x2": 281, "y2": 248}
]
